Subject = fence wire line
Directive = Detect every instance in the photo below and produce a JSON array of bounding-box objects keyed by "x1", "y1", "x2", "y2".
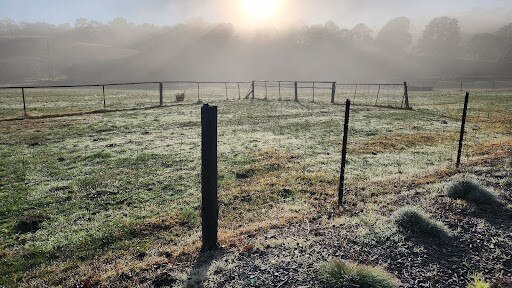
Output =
[{"x1": 0, "y1": 80, "x2": 410, "y2": 119}]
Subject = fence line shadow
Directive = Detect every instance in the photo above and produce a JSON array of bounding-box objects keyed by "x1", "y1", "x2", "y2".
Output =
[
  {"x1": 0, "y1": 102, "x2": 199, "y2": 122},
  {"x1": 1, "y1": 98, "x2": 417, "y2": 123}
]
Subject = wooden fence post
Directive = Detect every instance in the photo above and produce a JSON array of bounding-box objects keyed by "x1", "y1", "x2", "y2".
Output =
[
  {"x1": 238, "y1": 82, "x2": 241, "y2": 100},
  {"x1": 225, "y1": 82, "x2": 228, "y2": 100},
  {"x1": 456, "y1": 92, "x2": 469, "y2": 168},
  {"x1": 201, "y1": 104, "x2": 219, "y2": 251},
  {"x1": 338, "y1": 99, "x2": 351, "y2": 206},
  {"x1": 159, "y1": 82, "x2": 163, "y2": 106},
  {"x1": 353, "y1": 84, "x2": 358, "y2": 101},
  {"x1": 252, "y1": 81, "x2": 255, "y2": 99},
  {"x1": 22, "y1": 88, "x2": 27, "y2": 117},
  {"x1": 278, "y1": 81, "x2": 281, "y2": 100},
  {"x1": 460, "y1": 81, "x2": 463, "y2": 92},
  {"x1": 294, "y1": 82, "x2": 298, "y2": 102},
  {"x1": 403, "y1": 82, "x2": 410, "y2": 109},
  {"x1": 312, "y1": 82, "x2": 315, "y2": 103},
  {"x1": 264, "y1": 81, "x2": 268, "y2": 100},
  {"x1": 102, "y1": 85, "x2": 106, "y2": 108},
  {"x1": 331, "y1": 82, "x2": 336, "y2": 104},
  {"x1": 197, "y1": 82, "x2": 200, "y2": 102},
  {"x1": 375, "y1": 84, "x2": 381, "y2": 105}
]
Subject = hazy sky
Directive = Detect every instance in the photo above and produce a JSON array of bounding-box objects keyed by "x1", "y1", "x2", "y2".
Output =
[{"x1": 1, "y1": 0, "x2": 511, "y2": 32}]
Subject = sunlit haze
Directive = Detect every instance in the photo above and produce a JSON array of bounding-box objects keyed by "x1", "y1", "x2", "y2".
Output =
[
  {"x1": 240, "y1": 0, "x2": 281, "y2": 20},
  {"x1": 1, "y1": 0, "x2": 511, "y2": 32}
]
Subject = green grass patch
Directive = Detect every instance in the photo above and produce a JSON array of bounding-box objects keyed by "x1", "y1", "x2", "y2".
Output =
[
  {"x1": 318, "y1": 260, "x2": 398, "y2": 288},
  {"x1": 467, "y1": 274, "x2": 491, "y2": 288},
  {"x1": 0, "y1": 91, "x2": 510, "y2": 286},
  {"x1": 393, "y1": 207, "x2": 451, "y2": 239}
]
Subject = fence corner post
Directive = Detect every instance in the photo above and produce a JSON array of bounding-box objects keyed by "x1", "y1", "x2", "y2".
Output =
[
  {"x1": 403, "y1": 82, "x2": 410, "y2": 109},
  {"x1": 159, "y1": 82, "x2": 163, "y2": 106},
  {"x1": 201, "y1": 104, "x2": 219, "y2": 251},
  {"x1": 338, "y1": 99, "x2": 351, "y2": 207},
  {"x1": 294, "y1": 82, "x2": 298, "y2": 102},
  {"x1": 331, "y1": 82, "x2": 336, "y2": 104},
  {"x1": 456, "y1": 92, "x2": 470, "y2": 169},
  {"x1": 252, "y1": 81, "x2": 255, "y2": 99}
]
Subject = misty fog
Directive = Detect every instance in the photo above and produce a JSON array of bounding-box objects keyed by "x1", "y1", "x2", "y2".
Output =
[{"x1": 1, "y1": 9, "x2": 512, "y2": 85}]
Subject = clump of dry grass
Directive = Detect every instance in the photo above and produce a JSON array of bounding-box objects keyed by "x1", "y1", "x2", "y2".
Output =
[
  {"x1": 175, "y1": 92, "x2": 185, "y2": 102},
  {"x1": 447, "y1": 179, "x2": 497, "y2": 205},
  {"x1": 318, "y1": 260, "x2": 398, "y2": 288},
  {"x1": 393, "y1": 207, "x2": 451, "y2": 239}
]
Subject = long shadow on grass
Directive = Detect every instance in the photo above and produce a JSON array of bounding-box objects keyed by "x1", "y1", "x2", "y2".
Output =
[
  {"x1": 467, "y1": 201, "x2": 512, "y2": 230},
  {"x1": 183, "y1": 249, "x2": 224, "y2": 288},
  {"x1": 0, "y1": 102, "x2": 198, "y2": 122},
  {"x1": 400, "y1": 235, "x2": 468, "y2": 287}
]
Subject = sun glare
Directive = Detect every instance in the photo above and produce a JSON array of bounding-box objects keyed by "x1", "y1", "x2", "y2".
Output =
[{"x1": 240, "y1": 0, "x2": 281, "y2": 20}]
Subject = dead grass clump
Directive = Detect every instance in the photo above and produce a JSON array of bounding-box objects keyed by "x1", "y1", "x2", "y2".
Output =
[
  {"x1": 447, "y1": 179, "x2": 497, "y2": 205},
  {"x1": 393, "y1": 207, "x2": 451, "y2": 239},
  {"x1": 318, "y1": 260, "x2": 398, "y2": 288},
  {"x1": 175, "y1": 92, "x2": 185, "y2": 102}
]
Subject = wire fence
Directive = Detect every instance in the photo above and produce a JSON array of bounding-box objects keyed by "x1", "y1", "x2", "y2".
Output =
[
  {"x1": 0, "y1": 80, "x2": 409, "y2": 120},
  {"x1": 409, "y1": 80, "x2": 512, "y2": 92},
  {"x1": 1, "y1": 86, "x2": 509, "y2": 285}
]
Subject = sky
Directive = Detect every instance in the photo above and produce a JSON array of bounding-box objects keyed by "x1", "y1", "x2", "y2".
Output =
[{"x1": 1, "y1": 0, "x2": 511, "y2": 32}]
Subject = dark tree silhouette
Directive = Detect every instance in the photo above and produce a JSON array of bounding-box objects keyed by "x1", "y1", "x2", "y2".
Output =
[
  {"x1": 376, "y1": 17, "x2": 412, "y2": 52},
  {"x1": 469, "y1": 33, "x2": 501, "y2": 60},
  {"x1": 496, "y1": 23, "x2": 512, "y2": 61},
  {"x1": 419, "y1": 16, "x2": 461, "y2": 58},
  {"x1": 496, "y1": 23, "x2": 512, "y2": 45}
]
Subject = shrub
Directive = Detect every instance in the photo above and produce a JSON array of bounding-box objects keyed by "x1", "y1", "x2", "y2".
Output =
[
  {"x1": 447, "y1": 179, "x2": 497, "y2": 205},
  {"x1": 318, "y1": 261, "x2": 398, "y2": 288},
  {"x1": 467, "y1": 274, "x2": 490, "y2": 288},
  {"x1": 175, "y1": 92, "x2": 185, "y2": 102},
  {"x1": 393, "y1": 207, "x2": 451, "y2": 238}
]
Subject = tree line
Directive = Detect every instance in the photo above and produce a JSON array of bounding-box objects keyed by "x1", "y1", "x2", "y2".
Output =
[{"x1": 0, "y1": 16, "x2": 511, "y2": 84}]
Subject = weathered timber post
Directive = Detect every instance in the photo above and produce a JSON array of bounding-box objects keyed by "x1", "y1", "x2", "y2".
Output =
[
  {"x1": 278, "y1": 81, "x2": 281, "y2": 100},
  {"x1": 294, "y1": 82, "x2": 298, "y2": 102},
  {"x1": 403, "y1": 82, "x2": 410, "y2": 109},
  {"x1": 264, "y1": 81, "x2": 268, "y2": 99},
  {"x1": 312, "y1": 82, "x2": 315, "y2": 103},
  {"x1": 225, "y1": 82, "x2": 228, "y2": 100},
  {"x1": 460, "y1": 81, "x2": 463, "y2": 92},
  {"x1": 102, "y1": 85, "x2": 106, "y2": 108},
  {"x1": 22, "y1": 88, "x2": 27, "y2": 117},
  {"x1": 375, "y1": 84, "x2": 381, "y2": 105},
  {"x1": 331, "y1": 82, "x2": 336, "y2": 104},
  {"x1": 456, "y1": 92, "x2": 470, "y2": 168},
  {"x1": 252, "y1": 81, "x2": 255, "y2": 99},
  {"x1": 238, "y1": 82, "x2": 241, "y2": 100},
  {"x1": 159, "y1": 82, "x2": 163, "y2": 106},
  {"x1": 197, "y1": 82, "x2": 200, "y2": 102},
  {"x1": 353, "y1": 84, "x2": 358, "y2": 102},
  {"x1": 338, "y1": 99, "x2": 351, "y2": 206},
  {"x1": 201, "y1": 104, "x2": 219, "y2": 251}
]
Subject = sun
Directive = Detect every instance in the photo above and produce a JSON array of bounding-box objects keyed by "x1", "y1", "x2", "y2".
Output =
[{"x1": 240, "y1": 0, "x2": 281, "y2": 20}]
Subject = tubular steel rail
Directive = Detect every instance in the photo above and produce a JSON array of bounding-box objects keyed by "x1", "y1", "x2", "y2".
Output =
[{"x1": 0, "y1": 80, "x2": 411, "y2": 119}]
